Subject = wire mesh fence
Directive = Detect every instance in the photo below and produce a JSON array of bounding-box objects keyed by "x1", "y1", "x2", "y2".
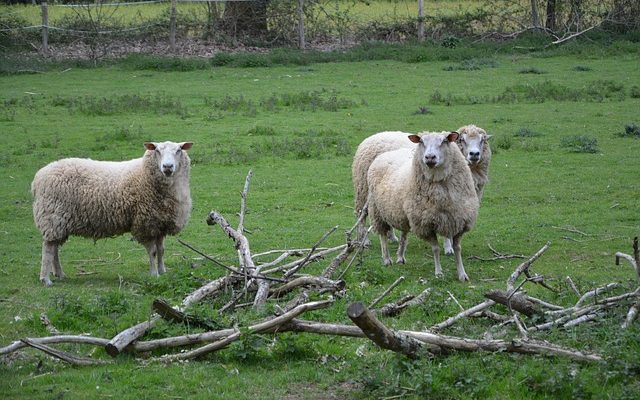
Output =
[{"x1": 1, "y1": 0, "x2": 639, "y2": 59}]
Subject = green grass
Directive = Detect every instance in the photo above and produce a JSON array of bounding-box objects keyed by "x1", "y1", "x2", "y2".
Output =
[{"x1": 1, "y1": 41, "x2": 640, "y2": 399}]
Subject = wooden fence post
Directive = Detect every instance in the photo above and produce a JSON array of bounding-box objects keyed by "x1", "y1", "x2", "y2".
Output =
[
  {"x1": 169, "y1": 0, "x2": 177, "y2": 52},
  {"x1": 417, "y1": 0, "x2": 424, "y2": 41},
  {"x1": 297, "y1": 0, "x2": 305, "y2": 49},
  {"x1": 41, "y1": 1, "x2": 49, "y2": 56}
]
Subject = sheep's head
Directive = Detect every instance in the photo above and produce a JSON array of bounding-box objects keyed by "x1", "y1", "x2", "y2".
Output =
[
  {"x1": 144, "y1": 141, "x2": 193, "y2": 177},
  {"x1": 408, "y1": 132, "x2": 458, "y2": 169},
  {"x1": 457, "y1": 125, "x2": 491, "y2": 165}
]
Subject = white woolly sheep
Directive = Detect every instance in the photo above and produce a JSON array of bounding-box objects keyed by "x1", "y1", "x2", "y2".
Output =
[
  {"x1": 443, "y1": 124, "x2": 492, "y2": 255},
  {"x1": 351, "y1": 131, "x2": 413, "y2": 244},
  {"x1": 32, "y1": 141, "x2": 193, "y2": 286},
  {"x1": 367, "y1": 132, "x2": 479, "y2": 281}
]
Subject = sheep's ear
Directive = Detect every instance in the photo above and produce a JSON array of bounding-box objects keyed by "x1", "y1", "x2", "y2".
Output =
[
  {"x1": 180, "y1": 142, "x2": 193, "y2": 151},
  {"x1": 446, "y1": 132, "x2": 459, "y2": 142},
  {"x1": 144, "y1": 142, "x2": 157, "y2": 151},
  {"x1": 408, "y1": 135, "x2": 422, "y2": 144},
  {"x1": 485, "y1": 134, "x2": 492, "y2": 141}
]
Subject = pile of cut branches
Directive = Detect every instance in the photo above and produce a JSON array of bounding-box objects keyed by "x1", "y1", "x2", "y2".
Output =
[{"x1": 2, "y1": 171, "x2": 639, "y2": 366}]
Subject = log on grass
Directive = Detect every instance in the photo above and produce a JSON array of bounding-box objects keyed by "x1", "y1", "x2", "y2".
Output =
[{"x1": 485, "y1": 290, "x2": 542, "y2": 317}]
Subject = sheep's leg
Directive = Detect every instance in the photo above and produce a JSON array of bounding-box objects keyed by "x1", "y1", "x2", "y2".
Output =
[
  {"x1": 388, "y1": 230, "x2": 399, "y2": 244},
  {"x1": 156, "y1": 237, "x2": 166, "y2": 275},
  {"x1": 443, "y1": 237, "x2": 454, "y2": 256},
  {"x1": 40, "y1": 241, "x2": 57, "y2": 286},
  {"x1": 426, "y1": 235, "x2": 443, "y2": 278},
  {"x1": 453, "y1": 235, "x2": 469, "y2": 282},
  {"x1": 396, "y1": 231, "x2": 408, "y2": 264},
  {"x1": 143, "y1": 241, "x2": 159, "y2": 277},
  {"x1": 52, "y1": 246, "x2": 65, "y2": 279},
  {"x1": 379, "y1": 232, "x2": 393, "y2": 266}
]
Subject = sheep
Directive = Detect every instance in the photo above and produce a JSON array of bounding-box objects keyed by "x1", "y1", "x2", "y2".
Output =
[
  {"x1": 367, "y1": 131, "x2": 479, "y2": 281},
  {"x1": 443, "y1": 124, "x2": 492, "y2": 255},
  {"x1": 31, "y1": 141, "x2": 193, "y2": 286},
  {"x1": 351, "y1": 131, "x2": 413, "y2": 245}
]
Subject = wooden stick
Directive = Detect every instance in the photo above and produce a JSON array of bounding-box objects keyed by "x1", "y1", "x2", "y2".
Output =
[
  {"x1": 1, "y1": 335, "x2": 110, "y2": 356},
  {"x1": 39, "y1": 313, "x2": 60, "y2": 336},
  {"x1": 566, "y1": 276, "x2": 581, "y2": 296},
  {"x1": 159, "y1": 300, "x2": 334, "y2": 361},
  {"x1": 369, "y1": 276, "x2": 405, "y2": 308},
  {"x1": 207, "y1": 211, "x2": 270, "y2": 308},
  {"x1": 237, "y1": 169, "x2": 253, "y2": 236},
  {"x1": 485, "y1": 290, "x2": 541, "y2": 317},
  {"x1": 283, "y1": 226, "x2": 338, "y2": 279},
  {"x1": 431, "y1": 300, "x2": 496, "y2": 331},
  {"x1": 506, "y1": 242, "x2": 551, "y2": 293},
  {"x1": 615, "y1": 237, "x2": 640, "y2": 281},
  {"x1": 262, "y1": 245, "x2": 346, "y2": 275},
  {"x1": 375, "y1": 288, "x2": 431, "y2": 317},
  {"x1": 347, "y1": 302, "x2": 429, "y2": 358},
  {"x1": 160, "y1": 330, "x2": 242, "y2": 362},
  {"x1": 106, "y1": 317, "x2": 158, "y2": 357},
  {"x1": 622, "y1": 299, "x2": 640, "y2": 329},
  {"x1": 21, "y1": 338, "x2": 111, "y2": 366},
  {"x1": 177, "y1": 238, "x2": 238, "y2": 274},
  {"x1": 575, "y1": 283, "x2": 619, "y2": 308},
  {"x1": 269, "y1": 276, "x2": 345, "y2": 298},
  {"x1": 152, "y1": 299, "x2": 217, "y2": 330}
]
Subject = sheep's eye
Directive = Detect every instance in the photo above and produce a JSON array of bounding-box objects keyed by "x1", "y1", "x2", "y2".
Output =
[{"x1": 176, "y1": 148, "x2": 182, "y2": 154}]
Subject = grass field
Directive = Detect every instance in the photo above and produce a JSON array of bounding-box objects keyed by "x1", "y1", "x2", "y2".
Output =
[{"x1": 1, "y1": 39, "x2": 639, "y2": 399}]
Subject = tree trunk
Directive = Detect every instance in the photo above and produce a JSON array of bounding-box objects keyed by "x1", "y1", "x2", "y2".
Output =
[
  {"x1": 545, "y1": 0, "x2": 556, "y2": 31},
  {"x1": 530, "y1": 0, "x2": 541, "y2": 28}
]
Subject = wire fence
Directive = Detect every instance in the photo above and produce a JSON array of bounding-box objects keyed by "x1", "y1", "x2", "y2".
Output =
[{"x1": 1, "y1": 0, "x2": 638, "y2": 58}]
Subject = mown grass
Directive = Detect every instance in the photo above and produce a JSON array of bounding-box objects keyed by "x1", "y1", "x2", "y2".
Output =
[{"x1": 0, "y1": 40, "x2": 639, "y2": 399}]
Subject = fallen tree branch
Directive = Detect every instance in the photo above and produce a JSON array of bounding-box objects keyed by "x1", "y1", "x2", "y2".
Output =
[
  {"x1": 1, "y1": 335, "x2": 109, "y2": 356},
  {"x1": 269, "y1": 276, "x2": 345, "y2": 298},
  {"x1": 507, "y1": 242, "x2": 551, "y2": 293},
  {"x1": 377, "y1": 288, "x2": 432, "y2": 317},
  {"x1": 369, "y1": 276, "x2": 405, "y2": 308},
  {"x1": 159, "y1": 299, "x2": 334, "y2": 362},
  {"x1": 347, "y1": 302, "x2": 432, "y2": 358},
  {"x1": 284, "y1": 226, "x2": 339, "y2": 279},
  {"x1": 432, "y1": 300, "x2": 496, "y2": 331},
  {"x1": 615, "y1": 237, "x2": 639, "y2": 282},
  {"x1": 485, "y1": 290, "x2": 542, "y2": 318},
  {"x1": 20, "y1": 338, "x2": 111, "y2": 366}
]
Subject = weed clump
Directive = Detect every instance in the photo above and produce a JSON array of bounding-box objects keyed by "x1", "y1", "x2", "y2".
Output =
[
  {"x1": 443, "y1": 58, "x2": 499, "y2": 71},
  {"x1": 560, "y1": 135, "x2": 599, "y2": 153},
  {"x1": 573, "y1": 65, "x2": 592, "y2": 72},
  {"x1": 52, "y1": 92, "x2": 189, "y2": 118},
  {"x1": 518, "y1": 67, "x2": 547, "y2": 74},
  {"x1": 514, "y1": 127, "x2": 543, "y2": 137},
  {"x1": 617, "y1": 123, "x2": 640, "y2": 138}
]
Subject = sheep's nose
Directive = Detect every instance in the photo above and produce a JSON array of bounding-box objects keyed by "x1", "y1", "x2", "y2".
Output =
[
  {"x1": 162, "y1": 163, "x2": 174, "y2": 176},
  {"x1": 424, "y1": 155, "x2": 437, "y2": 168},
  {"x1": 469, "y1": 151, "x2": 480, "y2": 160}
]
